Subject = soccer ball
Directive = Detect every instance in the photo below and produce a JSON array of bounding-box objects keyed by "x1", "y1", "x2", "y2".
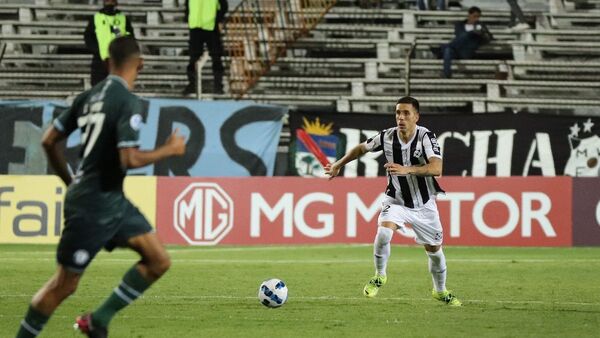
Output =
[{"x1": 258, "y1": 278, "x2": 288, "y2": 308}]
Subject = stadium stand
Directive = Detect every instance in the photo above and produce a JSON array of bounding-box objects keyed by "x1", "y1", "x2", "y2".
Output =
[{"x1": 0, "y1": 0, "x2": 599, "y2": 115}]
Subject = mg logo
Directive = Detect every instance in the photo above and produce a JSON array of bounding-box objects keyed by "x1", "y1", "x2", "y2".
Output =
[{"x1": 173, "y1": 183, "x2": 234, "y2": 245}]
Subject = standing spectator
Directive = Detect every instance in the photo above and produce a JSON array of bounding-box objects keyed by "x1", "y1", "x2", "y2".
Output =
[
  {"x1": 507, "y1": 0, "x2": 531, "y2": 31},
  {"x1": 438, "y1": 6, "x2": 492, "y2": 78},
  {"x1": 417, "y1": 0, "x2": 446, "y2": 10},
  {"x1": 84, "y1": 0, "x2": 134, "y2": 86},
  {"x1": 183, "y1": 0, "x2": 228, "y2": 95}
]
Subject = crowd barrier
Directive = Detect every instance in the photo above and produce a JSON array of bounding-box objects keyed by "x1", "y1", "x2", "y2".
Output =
[
  {"x1": 0, "y1": 99, "x2": 286, "y2": 176},
  {"x1": 1, "y1": 175, "x2": 598, "y2": 246},
  {"x1": 3, "y1": 101, "x2": 598, "y2": 178}
]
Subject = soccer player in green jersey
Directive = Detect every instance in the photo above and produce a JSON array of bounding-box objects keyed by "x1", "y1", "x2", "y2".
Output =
[{"x1": 16, "y1": 36, "x2": 186, "y2": 338}]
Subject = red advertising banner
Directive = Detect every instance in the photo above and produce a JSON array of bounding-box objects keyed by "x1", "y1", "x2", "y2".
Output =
[
  {"x1": 437, "y1": 177, "x2": 571, "y2": 247},
  {"x1": 156, "y1": 177, "x2": 385, "y2": 245},
  {"x1": 156, "y1": 177, "x2": 572, "y2": 247}
]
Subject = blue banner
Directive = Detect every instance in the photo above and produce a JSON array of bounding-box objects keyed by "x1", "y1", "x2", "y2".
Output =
[{"x1": 0, "y1": 99, "x2": 286, "y2": 176}]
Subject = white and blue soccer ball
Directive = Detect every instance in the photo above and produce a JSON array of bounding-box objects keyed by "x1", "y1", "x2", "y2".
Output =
[{"x1": 258, "y1": 278, "x2": 288, "y2": 308}]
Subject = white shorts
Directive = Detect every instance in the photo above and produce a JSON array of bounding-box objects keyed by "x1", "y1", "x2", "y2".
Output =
[{"x1": 377, "y1": 197, "x2": 443, "y2": 246}]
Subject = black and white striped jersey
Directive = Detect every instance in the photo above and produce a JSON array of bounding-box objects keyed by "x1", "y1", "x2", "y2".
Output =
[{"x1": 364, "y1": 125, "x2": 445, "y2": 209}]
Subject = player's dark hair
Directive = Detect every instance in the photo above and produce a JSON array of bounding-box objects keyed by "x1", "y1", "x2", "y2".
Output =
[
  {"x1": 109, "y1": 35, "x2": 140, "y2": 69},
  {"x1": 396, "y1": 96, "x2": 420, "y2": 113},
  {"x1": 468, "y1": 6, "x2": 481, "y2": 15}
]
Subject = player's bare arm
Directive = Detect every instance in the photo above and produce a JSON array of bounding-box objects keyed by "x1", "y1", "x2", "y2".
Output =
[
  {"x1": 324, "y1": 143, "x2": 368, "y2": 180},
  {"x1": 119, "y1": 128, "x2": 186, "y2": 169},
  {"x1": 384, "y1": 156, "x2": 442, "y2": 177},
  {"x1": 41, "y1": 126, "x2": 73, "y2": 186}
]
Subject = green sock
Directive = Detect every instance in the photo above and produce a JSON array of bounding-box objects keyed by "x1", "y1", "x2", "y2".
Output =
[
  {"x1": 92, "y1": 265, "x2": 151, "y2": 328},
  {"x1": 16, "y1": 305, "x2": 49, "y2": 338}
]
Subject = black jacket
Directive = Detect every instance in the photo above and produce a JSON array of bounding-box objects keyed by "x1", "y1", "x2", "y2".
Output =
[
  {"x1": 84, "y1": 8, "x2": 135, "y2": 59},
  {"x1": 448, "y1": 20, "x2": 493, "y2": 55}
]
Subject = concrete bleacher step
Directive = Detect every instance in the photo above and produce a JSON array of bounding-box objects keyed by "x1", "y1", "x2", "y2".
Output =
[
  {"x1": 3, "y1": 5, "x2": 600, "y2": 64},
  {"x1": 570, "y1": 0, "x2": 600, "y2": 10},
  {"x1": 0, "y1": 3, "x2": 184, "y2": 23},
  {"x1": 249, "y1": 76, "x2": 599, "y2": 94},
  {"x1": 267, "y1": 57, "x2": 600, "y2": 81}
]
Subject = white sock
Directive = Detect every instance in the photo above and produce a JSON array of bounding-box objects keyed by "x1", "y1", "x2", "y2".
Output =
[
  {"x1": 427, "y1": 249, "x2": 447, "y2": 292},
  {"x1": 373, "y1": 227, "x2": 394, "y2": 276}
]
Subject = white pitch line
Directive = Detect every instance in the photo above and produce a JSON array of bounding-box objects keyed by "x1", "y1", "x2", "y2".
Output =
[
  {"x1": 1, "y1": 244, "x2": 596, "y2": 256},
  {"x1": 0, "y1": 244, "x2": 373, "y2": 256},
  {"x1": 1, "y1": 294, "x2": 598, "y2": 307},
  {"x1": 0, "y1": 257, "x2": 372, "y2": 264},
  {"x1": 167, "y1": 244, "x2": 373, "y2": 253},
  {"x1": 0, "y1": 313, "x2": 347, "y2": 323},
  {"x1": 5, "y1": 243, "x2": 580, "y2": 256},
  {"x1": 0, "y1": 257, "x2": 598, "y2": 264}
]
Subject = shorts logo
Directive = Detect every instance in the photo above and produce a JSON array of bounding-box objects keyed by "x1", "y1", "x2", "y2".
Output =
[
  {"x1": 434, "y1": 232, "x2": 443, "y2": 241},
  {"x1": 73, "y1": 250, "x2": 90, "y2": 266},
  {"x1": 173, "y1": 183, "x2": 234, "y2": 245},
  {"x1": 381, "y1": 205, "x2": 390, "y2": 214}
]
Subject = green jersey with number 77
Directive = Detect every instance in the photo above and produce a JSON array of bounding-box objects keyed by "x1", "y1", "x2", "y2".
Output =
[{"x1": 54, "y1": 75, "x2": 143, "y2": 196}]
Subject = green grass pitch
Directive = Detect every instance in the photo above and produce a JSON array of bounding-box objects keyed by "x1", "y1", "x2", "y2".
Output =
[{"x1": 1, "y1": 244, "x2": 599, "y2": 337}]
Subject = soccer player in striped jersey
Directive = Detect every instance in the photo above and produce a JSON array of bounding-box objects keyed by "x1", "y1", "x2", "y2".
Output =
[{"x1": 325, "y1": 96, "x2": 461, "y2": 306}]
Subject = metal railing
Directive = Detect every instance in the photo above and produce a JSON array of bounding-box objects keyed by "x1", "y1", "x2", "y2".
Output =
[
  {"x1": 195, "y1": 51, "x2": 210, "y2": 99},
  {"x1": 224, "y1": 0, "x2": 337, "y2": 97},
  {"x1": 0, "y1": 43, "x2": 6, "y2": 65},
  {"x1": 404, "y1": 40, "x2": 417, "y2": 96}
]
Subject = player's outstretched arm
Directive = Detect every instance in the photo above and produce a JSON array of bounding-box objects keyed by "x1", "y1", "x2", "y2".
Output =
[
  {"x1": 119, "y1": 129, "x2": 186, "y2": 169},
  {"x1": 41, "y1": 126, "x2": 72, "y2": 186},
  {"x1": 384, "y1": 156, "x2": 442, "y2": 177},
  {"x1": 325, "y1": 143, "x2": 368, "y2": 180}
]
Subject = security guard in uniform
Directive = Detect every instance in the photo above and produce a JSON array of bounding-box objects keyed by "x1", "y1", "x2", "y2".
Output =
[
  {"x1": 183, "y1": 0, "x2": 228, "y2": 95},
  {"x1": 84, "y1": 0, "x2": 134, "y2": 86}
]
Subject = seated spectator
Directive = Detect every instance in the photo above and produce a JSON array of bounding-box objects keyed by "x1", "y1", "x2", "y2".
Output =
[{"x1": 437, "y1": 6, "x2": 493, "y2": 78}]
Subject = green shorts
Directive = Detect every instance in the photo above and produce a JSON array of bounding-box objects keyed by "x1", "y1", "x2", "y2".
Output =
[{"x1": 57, "y1": 195, "x2": 153, "y2": 273}]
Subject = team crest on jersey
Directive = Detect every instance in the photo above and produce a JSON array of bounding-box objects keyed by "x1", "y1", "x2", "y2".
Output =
[
  {"x1": 430, "y1": 136, "x2": 440, "y2": 154},
  {"x1": 130, "y1": 114, "x2": 142, "y2": 130},
  {"x1": 564, "y1": 118, "x2": 600, "y2": 176}
]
